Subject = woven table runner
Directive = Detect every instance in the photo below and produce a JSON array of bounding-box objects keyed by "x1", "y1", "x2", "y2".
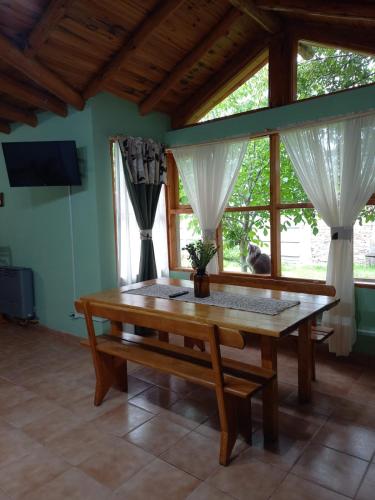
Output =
[{"x1": 123, "y1": 284, "x2": 299, "y2": 316}]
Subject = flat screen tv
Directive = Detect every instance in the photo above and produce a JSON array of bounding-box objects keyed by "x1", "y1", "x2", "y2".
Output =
[{"x1": 1, "y1": 140, "x2": 81, "y2": 187}]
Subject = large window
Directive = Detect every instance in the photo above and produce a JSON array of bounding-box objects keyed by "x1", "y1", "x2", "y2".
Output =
[
  {"x1": 166, "y1": 138, "x2": 375, "y2": 282},
  {"x1": 297, "y1": 43, "x2": 375, "y2": 100}
]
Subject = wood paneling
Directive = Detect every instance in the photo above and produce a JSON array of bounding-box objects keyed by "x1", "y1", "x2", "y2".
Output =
[{"x1": 0, "y1": 0, "x2": 372, "y2": 129}]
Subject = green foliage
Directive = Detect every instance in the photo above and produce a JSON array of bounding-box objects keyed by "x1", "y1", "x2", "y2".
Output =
[
  {"x1": 183, "y1": 240, "x2": 218, "y2": 274},
  {"x1": 178, "y1": 46, "x2": 375, "y2": 272}
]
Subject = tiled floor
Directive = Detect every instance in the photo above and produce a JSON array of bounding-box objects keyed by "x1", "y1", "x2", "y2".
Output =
[{"x1": 0, "y1": 320, "x2": 374, "y2": 500}]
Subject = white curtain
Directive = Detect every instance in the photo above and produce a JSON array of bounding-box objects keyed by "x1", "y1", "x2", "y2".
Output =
[
  {"x1": 282, "y1": 114, "x2": 375, "y2": 356},
  {"x1": 113, "y1": 143, "x2": 168, "y2": 285},
  {"x1": 172, "y1": 139, "x2": 248, "y2": 273}
]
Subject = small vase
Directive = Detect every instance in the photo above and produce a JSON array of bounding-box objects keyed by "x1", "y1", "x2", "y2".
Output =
[{"x1": 193, "y1": 271, "x2": 210, "y2": 298}]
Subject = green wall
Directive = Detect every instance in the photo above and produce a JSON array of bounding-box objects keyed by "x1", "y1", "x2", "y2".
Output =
[
  {"x1": 0, "y1": 93, "x2": 170, "y2": 336},
  {"x1": 165, "y1": 84, "x2": 375, "y2": 147}
]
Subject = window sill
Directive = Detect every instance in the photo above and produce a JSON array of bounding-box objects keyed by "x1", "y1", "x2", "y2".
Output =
[
  {"x1": 169, "y1": 269, "x2": 375, "y2": 289},
  {"x1": 355, "y1": 281, "x2": 375, "y2": 289}
]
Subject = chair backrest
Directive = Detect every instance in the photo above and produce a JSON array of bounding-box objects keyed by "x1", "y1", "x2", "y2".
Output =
[
  {"x1": 78, "y1": 299, "x2": 245, "y2": 349},
  {"x1": 205, "y1": 274, "x2": 336, "y2": 297}
]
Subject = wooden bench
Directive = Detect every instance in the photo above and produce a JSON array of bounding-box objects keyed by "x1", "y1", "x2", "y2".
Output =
[
  {"x1": 79, "y1": 299, "x2": 275, "y2": 466},
  {"x1": 179, "y1": 274, "x2": 335, "y2": 381}
]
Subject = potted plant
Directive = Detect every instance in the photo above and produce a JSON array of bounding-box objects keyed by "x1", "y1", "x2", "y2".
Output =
[{"x1": 183, "y1": 240, "x2": 218, "y2": 297}]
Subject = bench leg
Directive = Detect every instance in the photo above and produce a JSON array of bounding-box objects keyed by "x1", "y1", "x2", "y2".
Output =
[
  {"x1": 94, "y1": 352, "x2": 128, "y2": 406},
  {"x1": 238, "y1": 398, "x2": 252, "y2": 444},
  {"x1": 260, "y1": 337, "x2": 278, "y2": 442},
  {"x1": 218, "y1": 394, "x2": 238, "y2": 466}
]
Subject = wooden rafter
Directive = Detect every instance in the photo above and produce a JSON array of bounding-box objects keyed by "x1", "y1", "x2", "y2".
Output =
[
  {"x1": 0, "y1": 102, "x2": 37, "y2": 127},
  {"x1": 0, "y1": 120, "x2": 11, "y2": 134},
  {"x1": 269, "y1": 32, "x2": 297, "y2": 106},
  {"x1": 140, "y1": 7, "x2": 242, "y2": 115},
  {"x1": 255, "y1": 0, "x2": 375, "y2": 24},
  {"x1": 0, "y1": 32, "x2": 84, "y2": 110},
  {"x1": 289, "y1": 21, "x2": 375, "y2": 56},
  {"x1": 0, "y1": 74, "x2": 67, "y2": 117},
  {"x1": 172, "y1": 38, "x2": 270, "y2": 128},
  {"x1": 229, "y1": 0, "x2": 281, "y2": 33},
  {"x1": 26, "y1": 0, "x2": 75, "y2": 56},
  {"x1": 84, "y1": 0, "x2": 186, "y2": 99}
]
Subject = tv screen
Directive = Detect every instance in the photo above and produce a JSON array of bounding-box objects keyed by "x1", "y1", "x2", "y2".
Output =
[{"x1": 1, "y1": 140, "x2": 81, "y2": 187}]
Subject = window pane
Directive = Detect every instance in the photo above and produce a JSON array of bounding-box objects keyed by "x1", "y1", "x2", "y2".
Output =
[
  {"x1": 221, "y1": 211, "x2": 271, "y2": 274},
  {"x1": 354, "y1": 207, "x2": 375, "y2": 280},
  {"x1": 176, "y1": 214, "x2": 200, "y2": 267},
  {"x1": 280, "y1": 141, "x2": 309, "y2": 203},
  {"x1": 200, "y1": 64, "x2": 269, "y2": 122},
  {"x1": 280, "y1": 209, "x2": 329, "y2": 280},
  {"x1": 178, "y1": 177, "x2": 189, "y2": 205},
  {"x1": 297, "y1": 43, "x2": 375, "y2": 100},
  {"x1": 228, "y1": 137, "x2": 270, "y2": 207}
]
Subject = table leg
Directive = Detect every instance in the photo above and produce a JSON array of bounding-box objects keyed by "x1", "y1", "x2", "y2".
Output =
[
  {"x1": 260, "y1": 336, "x2": 278, "y2": 442},
  {"x1": 298, "y1": 319, "x2": 312, "y2": 403}
]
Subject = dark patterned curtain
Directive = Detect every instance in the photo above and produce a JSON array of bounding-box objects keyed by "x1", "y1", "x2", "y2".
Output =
[{"x1": 118, "y1": 137, "x2": 166, "y2": 282}]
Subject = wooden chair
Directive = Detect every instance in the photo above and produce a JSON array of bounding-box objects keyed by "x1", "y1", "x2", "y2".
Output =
[
  {"x1": 80, "y1": 299, "x2": 275, "y2": 465},
  {"x1": 183, "y1": 274, "x2": 335, "y2": 380}
]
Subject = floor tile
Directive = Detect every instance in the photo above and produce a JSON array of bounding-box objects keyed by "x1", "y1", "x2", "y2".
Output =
[
  {"x1": 113, "y1": 458, "x2": 199, "y2": 500},
  {"x1": 0, "y1": 428, "x2": 42, "y2": 469},
  {"x1": 269, "y1": 473, "x2": 349, "y2": 500},
  {"x1": 0, "y1": 383, "x2": 36, "y2": 409},
  {"x1": 168, "y1": 397, "x2": 217, "y2": 424},
  {"x1": 291, "y1": 443, "x2": 368, "y2": 497},
  {"x1": 22, "y1": 407, "x2": 83, "y2": 443},
  {"x1": 313, "y1": 418, "x2": 375, "y2": 460},
  {"x1": 207, "y1": 457, "x2": 287, "y2": 500},
  {"x1": 129, "y1": 386, "x2": 180, "y2": 414},
  {"x1": 22, "y1": 467, "x2": 111, "y2": 500},
  {"x1": 91, "y1": 402, "x2": 153, "y2": 437},
  {"x1": 356, "y1": 463, "x2": 375, "y2": 500},
  {"x1": 160, "y1": 431, "x2": 222, "y2": 479},
  {"x1": 124, "y1": 415, "x2": 190, "y2": 455},
  {"x1": 186, "y1": 482, "x2": 234, "y2": 500},
  {"x1": 79, "y1": 436, "x2": 154, "y2": 489},
  {"x1": 63, "y1": 390, "x2": 126, "y2": 422},
  {"x1": 44, "y1": 422, "x2": 113, "y2": 466},
  {"x1": 0, "y1": 395, "x2": 58, "y2": 428},
  {"x1": 0, "y1": 447, "x2": 69, "y2": 499}
]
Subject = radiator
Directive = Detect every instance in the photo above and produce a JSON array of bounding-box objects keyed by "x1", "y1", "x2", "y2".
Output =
[{"x1": 0, "y1": 267, "x2": 35, "y2": 319}]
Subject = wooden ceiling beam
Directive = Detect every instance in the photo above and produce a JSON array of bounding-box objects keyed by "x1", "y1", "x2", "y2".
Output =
[
  {"x1": 0, "y1": 32, "x2": 84, "y2": 110},
  {"x1": 289, "y1": 21, "x2": 375, "y2": 56},
  {"x1": 0, "y1": 120, "x2": 11, "y2": 134},
  {"x1": 172, "y1": 38, "x2": 270, "y2": 128},
  {"x1": 229, "y1": 0, "x2": 282, "y2": 33},
  {"x1": 84, "y1": 0, "x2": 186, "y2": 100},
  {"x1": 255, "y1": 0, "x2": 375, "y2": 24},
  {"x1": 26, "y1": 0, "x2": 75, "y2": 56},
  {"x1": 0, "y1": 102, "x2": 37, "y2": 127},
  {"x1": 139, "y1": 7, "x2": 242, "y2": 116},
  {"x1": 0, "y1": 74, "x2": 67, "y2": 117}
]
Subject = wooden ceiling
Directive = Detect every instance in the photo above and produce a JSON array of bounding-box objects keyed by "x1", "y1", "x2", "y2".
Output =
[{"x1": 0, "y1": 0, "x2": 374, "y2": 134}]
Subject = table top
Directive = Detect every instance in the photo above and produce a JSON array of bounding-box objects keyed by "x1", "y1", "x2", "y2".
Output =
[{"x1": 75, "y1": 278, "x2": 339, "y2": 338}]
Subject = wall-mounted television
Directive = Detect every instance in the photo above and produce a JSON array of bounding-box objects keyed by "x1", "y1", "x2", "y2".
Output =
[{"x1": 1, "y1": 140, "x2": 81, "y2": 187}]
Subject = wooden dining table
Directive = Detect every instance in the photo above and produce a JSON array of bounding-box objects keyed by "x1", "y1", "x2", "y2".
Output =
[{"x1": 76, "y1": 277, "x2": 339, "y2": 441}]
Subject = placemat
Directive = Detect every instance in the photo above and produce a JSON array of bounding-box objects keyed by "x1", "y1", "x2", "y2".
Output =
[{"x1": 123, "y1": 284, "x2": 299, "y2": 316}]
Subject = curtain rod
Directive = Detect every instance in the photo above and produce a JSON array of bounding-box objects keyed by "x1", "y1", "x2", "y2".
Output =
[{"x1": 165, "y1": 108, "x2": 375, "y2": 150}]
